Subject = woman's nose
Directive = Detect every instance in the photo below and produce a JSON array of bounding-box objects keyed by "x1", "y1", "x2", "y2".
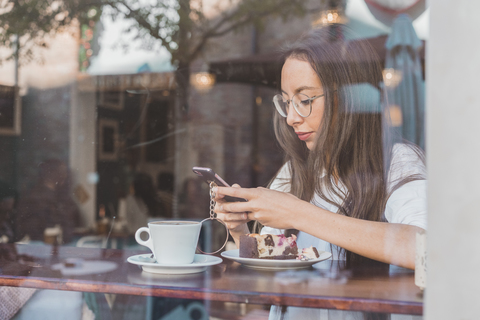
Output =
[{"x1": 286, "y1": 103, "x2": 303, "y2": 127}]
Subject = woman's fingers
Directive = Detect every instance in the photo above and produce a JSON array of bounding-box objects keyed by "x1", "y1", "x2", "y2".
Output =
[
  {"x1": 218, "y1": 201, "x2": 251, "y2": 214},
  {"x1": 212, "y1": 184, "x2": 241, "y2": 202},
  {"x1": 216, "y1": 212, "x2": 248, "y2": 222},
  {"x1": 215, "y1": 200, "x2": 248, "y2": 220},
  {"x1": 215, "y1": 210, "x2": 249, "y2": 232},
  {"x1": 213, "y1": 186, "x2": 253, "y2": 201}
]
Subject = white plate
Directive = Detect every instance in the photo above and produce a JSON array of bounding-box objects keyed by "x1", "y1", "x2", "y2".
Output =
[
  {"x1": 221, "y1": 249, "x2": 332, "y2": 270},
  {"x1": 127, "y1": 254, "x2": 222, "y2": 274},
  {"x1": 52, "y1": 260, "x2": 118, "y2": 276}
]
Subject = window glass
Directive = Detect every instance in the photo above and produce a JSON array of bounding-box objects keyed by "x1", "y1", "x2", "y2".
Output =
[{"x1": 0, "y1": 0, "x2": 428, "y2": 319}]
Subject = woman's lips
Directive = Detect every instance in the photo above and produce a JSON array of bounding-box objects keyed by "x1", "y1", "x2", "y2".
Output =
[{"x1": 296, "y1": 132, "x2": 313, "y2": 141}]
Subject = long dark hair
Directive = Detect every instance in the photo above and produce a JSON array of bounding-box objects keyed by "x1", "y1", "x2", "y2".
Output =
[{"x1": 273, "y1": 27, "x2": 425, "y2": 266}]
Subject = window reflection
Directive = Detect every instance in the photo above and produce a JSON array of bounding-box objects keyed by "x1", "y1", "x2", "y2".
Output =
[{"x1": 0, "y1": 0, "x2": 429, "y2": 318}]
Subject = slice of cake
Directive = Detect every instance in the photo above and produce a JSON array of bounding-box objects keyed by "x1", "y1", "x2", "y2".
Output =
[
  {"x1": 239, "y1": 234, "x2": 298, "y2": 259},
  {"x1": 297, "y1": 246, "x2": 320, "y2": 261}
]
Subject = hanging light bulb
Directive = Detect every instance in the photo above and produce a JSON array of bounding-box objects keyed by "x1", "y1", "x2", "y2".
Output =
[
  {"x1": 312, "y1": 9, "x2": 348, "y2": 27},
  {"x1": 190, "y1": 63, "x2": 216, "y2": 92},
  {"x1": 383, "y1": 68, "x2": 403, "y2": 88},
  {"x1": 190, "y1": 72, "x2": 216, "y2": 91}
]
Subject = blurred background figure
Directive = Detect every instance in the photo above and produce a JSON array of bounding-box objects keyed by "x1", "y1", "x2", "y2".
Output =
[
  {"x1": 0, "y1": 180, "x2": 18, "y2": 244},
  {"x1": 156, "y1": 172, "x2": 174, "y2": 219},
  {"x1": 179, "y1": 177, "x2": 209, "y2": 220},
  {"x1": 15, "y1": 159, "x2": 80, "y2": 244},
  {"x1": 124, "y1": 172, "x2": 165, "y2": 234}
]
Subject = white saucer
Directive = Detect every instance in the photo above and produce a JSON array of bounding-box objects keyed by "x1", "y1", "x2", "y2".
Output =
[
  {"x1": 221, "y1": 249, "x2": 332, "y2": 270},
  {"x1": 127, "y1": 254, "x2": 223, "y2": 274}
]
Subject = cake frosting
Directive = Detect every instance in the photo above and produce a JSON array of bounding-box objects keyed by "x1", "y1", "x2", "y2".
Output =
[{"x1": 297, "y1": 246, "x2": 320, "y2": 261}]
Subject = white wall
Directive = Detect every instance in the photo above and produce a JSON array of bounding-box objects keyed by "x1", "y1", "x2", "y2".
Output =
[{"x1": 425, "y1": 1, "x2": 480, "y2": 319}]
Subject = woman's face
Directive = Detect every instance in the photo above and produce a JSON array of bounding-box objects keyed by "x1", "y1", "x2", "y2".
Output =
[{"x1": 281, "y1": 57, "x2": 325, "y2": 150}]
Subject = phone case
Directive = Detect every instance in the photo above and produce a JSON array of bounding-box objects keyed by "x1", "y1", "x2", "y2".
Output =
[{"x1": 192, "y1": 167, "x2": 247, "y2": 202}]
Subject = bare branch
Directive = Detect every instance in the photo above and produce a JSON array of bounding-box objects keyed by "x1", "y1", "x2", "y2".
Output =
[
  {"x1": 187, "y1": 0, "x2": 306, "y2": 62},
  {"x1": 0, "y1": 0, "x2": 312, "y2": 66},
  {"x1": 107, "y1": 1, "x2": 171, "y2": 50}
]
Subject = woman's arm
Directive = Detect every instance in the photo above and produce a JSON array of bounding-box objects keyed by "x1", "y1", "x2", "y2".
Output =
[
  {"x1": 298, "y1": 202, "x2": 422, "y2": 269},
  {"x1": 214, "y1": 184, "x2": 250, "y2": 247},
  {"x1": 214, "y1": 186, "x2": 423, "y2": 269}
]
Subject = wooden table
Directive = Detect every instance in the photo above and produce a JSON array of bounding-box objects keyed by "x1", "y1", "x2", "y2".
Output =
[{"x1": 0, "y1": 244, "x2": 423, "y2": 315}]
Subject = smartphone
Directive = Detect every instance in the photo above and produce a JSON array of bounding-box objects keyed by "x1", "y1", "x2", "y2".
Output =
[{"x1": 192, "y1": 167, "x2": 247, "y2": 202}]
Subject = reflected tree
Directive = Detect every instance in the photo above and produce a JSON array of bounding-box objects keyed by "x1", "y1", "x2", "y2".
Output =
[
  {"x1": 0, "y1": 0, "x2": 311, "y2": 86},
  {"x1": 0, "y1": 1, "x2": 101, "y2": 65},
  {"x1": 97, "y1": 0, "x2": 311, "y2": 112},
  {"x1": 0, "y1": 0, "x2": 315, "y2": 115}
]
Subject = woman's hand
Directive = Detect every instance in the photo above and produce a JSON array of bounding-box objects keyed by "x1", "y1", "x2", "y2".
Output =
[
  {"x1": 214, "y1": 186, "x2": 307, "y2": 231},
  {"x1": 214, "y1": 184, "x2": 250, "y2": 244}
]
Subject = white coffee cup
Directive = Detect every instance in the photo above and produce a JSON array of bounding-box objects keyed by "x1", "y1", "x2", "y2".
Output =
[{"x1": 135, "y1": 221, "x2": 202, "y2": 265}]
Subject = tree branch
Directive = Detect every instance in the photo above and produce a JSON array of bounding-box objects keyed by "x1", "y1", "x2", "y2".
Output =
[
  {"x1": 188, "y1": 0, "x2": 305, "y2": 62},
  {"x1": 106, "y1": 0, "x2": 171, "y2": 50}
]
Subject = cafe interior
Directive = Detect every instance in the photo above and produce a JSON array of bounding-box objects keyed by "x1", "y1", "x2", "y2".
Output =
[{"x1": 0, "y1": 0, "x2": 476, "y2": 319}]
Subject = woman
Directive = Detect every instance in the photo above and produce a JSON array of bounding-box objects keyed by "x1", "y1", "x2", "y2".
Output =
[{"x1": 214, "y1": 28, "x2": 426, "y2": 272}]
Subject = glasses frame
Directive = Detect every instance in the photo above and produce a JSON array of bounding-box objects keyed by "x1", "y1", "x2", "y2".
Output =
[{"x1": 272, "y1": 92, "x2": 325, "y2": 118}]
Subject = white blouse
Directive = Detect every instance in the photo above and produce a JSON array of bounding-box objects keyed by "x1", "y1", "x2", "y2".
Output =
[
  {"x1": 262, "y1": 144, "x2": 426, "y2": 320},
  {"x1": 262, "y1": 143, "x2": 427, "y2": 249}
]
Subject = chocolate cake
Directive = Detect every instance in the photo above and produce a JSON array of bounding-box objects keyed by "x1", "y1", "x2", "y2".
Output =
[{"x1": 239, "y1": 234, "x2": 298, "y2": 259}]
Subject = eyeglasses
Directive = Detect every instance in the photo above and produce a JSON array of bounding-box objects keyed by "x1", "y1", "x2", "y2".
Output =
[{"x1": 272, "y1": 92, "x2": 325, "y2": 118}]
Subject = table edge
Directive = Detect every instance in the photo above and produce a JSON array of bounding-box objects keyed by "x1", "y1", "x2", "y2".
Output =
[{"x1": 0, "y1": 276, "x2": 423, "y2": 315}]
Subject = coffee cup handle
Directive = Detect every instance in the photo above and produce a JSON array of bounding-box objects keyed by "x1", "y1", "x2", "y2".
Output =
[{"x1": 135, "y1": 227, "x2": 154, "y2": 253}]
